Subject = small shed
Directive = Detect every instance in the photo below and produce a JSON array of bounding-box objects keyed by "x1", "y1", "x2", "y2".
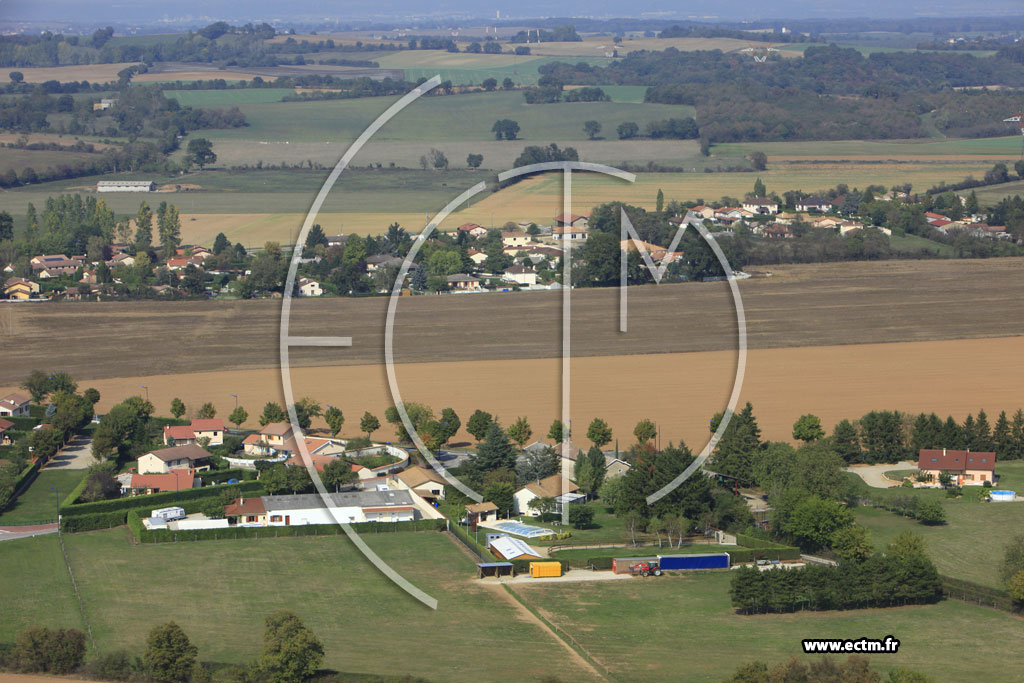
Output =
[
  {"x1": 612, "y1": 556, "x2": 657, "y2": 574},
  {"x1": 476, "y1": 562, "x2": 514, "y2": 579},
  {"x1": 529, "y1": 561, "x2": 562, "y2": 578}
]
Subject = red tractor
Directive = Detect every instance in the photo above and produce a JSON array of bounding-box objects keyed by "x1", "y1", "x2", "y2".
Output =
[{"x1": 629, "y1": 560, "x2": 663, "y2": 577}]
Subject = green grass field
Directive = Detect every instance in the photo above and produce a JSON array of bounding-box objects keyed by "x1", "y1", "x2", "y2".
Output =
[
  {"x1": 713, "y1": 136, "x2": 1022, "y2": 159},
  {"x1": 851, "y1": 462, "x2": 1024, "y2": 587},
  {"x1": 969, "y1": 177, "x2": 1024, "y2": 206},
  {"x1": 0, "y1": 148, "x2": 101, "y2": 174},
  {"x1": 372, "y1": 53, "x2": 612, "y2": 86},
  {"x1": 0, "y1": 534, "x2": 84, "y2": 637},
  {"x1": 0, "y1": 468, "x2": 84, "y2": 524},
  {"x1": 514, "y1": 572, "x2": 1024, "y2": 682},
  {"x1": 46, "y1": 529, "x2": 590, "y2": 681},
  {"x1": 550, "y1": 544, "x2": 735, "y2": 562},
  {"x1": 165, "y1": 88, "x2": 296, "y2": 107},
  {"x1": 889, "y1": 233, "x2": 955, "y2": 256},
  {"x1": 195, "y1": 90, "x2": 695, "y2": 144}
]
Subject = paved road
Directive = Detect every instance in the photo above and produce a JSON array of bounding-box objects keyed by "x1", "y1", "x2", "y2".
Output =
[
  {"x1": 44, "y1": 435, "x2": 93, "y2": 470},
  {"x1": 0, "y1": 523, "x2": 58, "y2": 541},
  {"x1": 844, "y1": 461, "x2": 916, "y2": 488}
]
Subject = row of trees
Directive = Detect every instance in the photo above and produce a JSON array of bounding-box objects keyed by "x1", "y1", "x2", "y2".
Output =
[
  {"x1": 3, "y1": 612, "x2": 324, "y2": 683},
  {"x1": 730, "y1": 532, "x2": 942, "y2": 613}
]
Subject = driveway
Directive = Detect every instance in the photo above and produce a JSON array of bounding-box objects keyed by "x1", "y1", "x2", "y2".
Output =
[
  {"x1": 844, "y1": 461, "x2": 916, "y2": 488},
  {"x1": 44, "y1": 435, "x2": 93, "y2": 470},
  {"x1": 0, "y1": 523, "x2": 58, "y2": 541}
]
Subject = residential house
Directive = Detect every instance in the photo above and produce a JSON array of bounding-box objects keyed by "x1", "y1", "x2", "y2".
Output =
[
  {"x1": 297, "y1": 277, "x2": 323, "y2": 297},
  {"x1": 918, "y1": 448, "x2": 995, "y2": 486},
  {"x1": 501, "y1": 232, "x2": 532, "y2": 249},
  {"x1": 812, "y1": 217, "x2": 842, "y2": 229},
  {"x1": 795, "y1": 197, "x2": 833, "y2": 213},
  {"x1": 555, "y1": 213, "x2": 589, "y2": 229},
  {"x1": 502, "y1": 265, "x2": 537, "y2": 286},
  {"x1": 0, "y1": 392, "x2": 31, "y2": 417},
  {"x1": 488, "y1": 535, "x2": 542, "y2": 561},
  {"x1": 137, "y1": 444, "x2": 212, "y2": 474},
  {"x1": 390, "y1": 465, "x2": 447, "y2": 503},
  {"x1": 514, "y1": 474, "x2": 584, "y2": 516},
  {"x1": 466, "y1": 248, "x2": 488, "y2": 266},
  {"x1": 465, "y1": 501, "x2": 499, "y2": 524},
  {"x1": 243, "y1": 422, "x2": 295, "y2": 456},
  {"x1": 446, "y1": 274, "x2": 482, "y2": 290},
  {"x1": 224, "y1": 496, "x2": 267, "y2": 526},
  {"x1": 365, "y1": 255, "x2": 404, "y2": 273},
  {"x1": 552, "y1": 225, "x2": 588, "y2": 241},
  {"x1": 687, "y1": 206, "x2": 716, "y2": 221},
  {"x1": 925, "y1": 211, "x2": 950, "y2": 224},
  {"x1": 162, "y1": 418, "x2": 225, "y2": 447},
  {"x1": 117, "y1": 468, "x2": 198, "y2": 495},
  {"x1": 0, "y1": 418, "x2": 13, "y2": 445},
  {"x1": 259, "y1": 490, "x2": 417, "y2": 525},
  {"x1": 605, "y1": 456, "x2": 631, "y2": 478},
  {"x1": 92, "y1": 98, "x2": 115, "y2": 111},
  {"x1": 742, "y1": 197, "x2": 779, "y2": 215},
  {"x1": 30, "y1": 255, "x2": 82, "y2": 278},
  {"x1": 4, "y1": 277, "x2": 39, "y2": 300},
  {"x1": 457, "y1": 223, "x2": 488, "y2": 238},
  {"x1": 554, "y1": 443, "x2": 583, "y2": 476},
  {"x1": 762, "y1": 224, "x2": 794, "y2": 239}
]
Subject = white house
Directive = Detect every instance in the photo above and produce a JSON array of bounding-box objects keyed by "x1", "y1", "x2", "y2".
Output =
[
  {"x1": 501, "y1": 232, "x2": 532, "y2": 248},
  {"x1": 741, "y1": 197, "x2": 779, "y2": 215},
  {"x1": 457, "y1": 223, "x2": 488, "y2": 238},
  {"x1": 0, "y1": 392, "x2": 31, "y2": 417},
  {"x1": 555, "y1": 212, "x2": 589, "y2": 229},
  {"x1": 514, "y1": 474, "x2": 583, "y2": 516},
  {"x1": 297, "y1": 277, "x2": 323, "y2": 297},
  {"x1": 137, "y1": 444, "x2": 212, "y2": 474},
  {"x1": 261, "y1": 490, "x2": 417, "y2": 525},
  {"x1": 795, "y1": 197, "x2": 833, "y2": 213},
  {"x1": 552, "y1": 225, "x2": 588, "y2": 241},
  {"x1": 502, "y1": 265, "x2": 537, "y2": 286},
  {"x1": 447, "y1": 274, "x2": 482, "y2": 290},
  {"x1": 97, "y1": 180, "x2": 154, "y2": 193},
  {"x1": 243, "y1": 422, "x2": 295, "y2": 456}
]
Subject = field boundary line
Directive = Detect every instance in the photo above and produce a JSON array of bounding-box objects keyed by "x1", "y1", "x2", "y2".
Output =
[
  {"x1": 500, "y1": 584, "x2": 616, "y2": 682},
  {"x1": 56, "y1": 527, "x2": 96, "y2": 652}
]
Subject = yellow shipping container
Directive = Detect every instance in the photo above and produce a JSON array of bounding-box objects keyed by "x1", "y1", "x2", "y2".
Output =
[{"x1": 530, "y1": 562, "x2": 562, "y2": 578}]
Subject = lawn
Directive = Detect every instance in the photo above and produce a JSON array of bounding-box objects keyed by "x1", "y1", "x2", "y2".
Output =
[
  {"x1": 511, "y1": 503, "x2": 641, "y2": 547},
  {"x1": 193, "y1": 90, "x2": 695, "y2": 144},
  {"x1": 970, "y1": 177, "x2": 1024, "y2": 206},
  {"x1": 51, "y1": 529, "x2": 591, "y2": 681},
  {"x1": 0, "y1": 148, "x2": 101, "y2": 175},
  {"x1": 0, "y1": 468, "x2": 85, "y2": 525},
  {"x1": 889, "y1": 233, "x2": 955, "y2": 256},
  {"x1": 0, "y1": 534, "x2": 84, "y2": 639},
  {"x1": 712, "y1": 136, "x2": 1022, "y2": 160},
  {"x1": 854, "y1": 498, "x2": 1024, "y2": 588},
  {"x1": 165, "y1": 88, "x2": 296, "y2": 107},
  {"x1": 514, "y1": 571, "x2": 1024, "y2": 682}
]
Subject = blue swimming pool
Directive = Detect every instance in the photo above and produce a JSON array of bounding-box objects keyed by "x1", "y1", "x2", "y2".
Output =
[{"x1": 492, "y1": 521, "x2": 555, "y2": 538}]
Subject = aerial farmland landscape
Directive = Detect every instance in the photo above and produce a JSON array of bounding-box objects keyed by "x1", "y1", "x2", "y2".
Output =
[{"x1": 3, "y1": 1, "x2": 1024, "y2": 682}]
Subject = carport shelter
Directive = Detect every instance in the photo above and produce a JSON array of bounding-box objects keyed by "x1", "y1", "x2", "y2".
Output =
[{"x1": 476, "y1": 562, "x2": 514, "y2": 579}]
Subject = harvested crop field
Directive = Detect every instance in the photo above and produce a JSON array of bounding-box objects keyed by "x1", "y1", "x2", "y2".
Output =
[
  {"x1": 3, "y1": 259, "x2": 1024, "y2": 444},
  {"x1": 15, "y1": 336, "x2": 1024, "y2": 451}
]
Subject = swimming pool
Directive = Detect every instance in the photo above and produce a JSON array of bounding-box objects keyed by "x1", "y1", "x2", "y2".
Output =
[{"x1": 492, "y1": 521, "x2": 555, "y2": 538}]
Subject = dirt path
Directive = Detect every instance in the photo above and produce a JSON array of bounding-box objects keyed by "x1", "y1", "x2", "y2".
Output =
[
  {"x1": 477, "y1": 582, "x2": 607, "y2": 682},
  {"x1": 845, "y1": 461, "x2": 917, "y2": 488}
]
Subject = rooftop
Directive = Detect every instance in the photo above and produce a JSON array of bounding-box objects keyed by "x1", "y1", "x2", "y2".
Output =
[{"x1": 261, "y1": 490, "x2": 414, "y2": 511}]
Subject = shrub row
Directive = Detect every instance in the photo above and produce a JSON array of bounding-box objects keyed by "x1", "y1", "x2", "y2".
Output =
[
  {"x1": 60, "y1": 509, "x2": 126, "y2": 532},
  {"x1": 447, "y1": 521, "x2": 493, "y2": 561},
  {"x1": 5, "y1": 417, "x2": 40, "y2": 431},
  {"x1": 854, "y1": 494, "x2": 946, "y2": 525},
  {"x1": 735, "y1": 533, "x2": 792, "y2": 550},
  {"x1": 726, "y1": 547, "x2": 802, "y2": 563},
  {"x1": 940, "y1": 575, "x2": 1015, "y2": 612},
  {"x1": 60, "y1": 472, "x2": 91, "y2": 508},
  {"x1": 126, "y1": 510, "x2": 446, "y2": 543},
  {"x1": 61, "y1": 480, "x2": 265, "y2": 516}
]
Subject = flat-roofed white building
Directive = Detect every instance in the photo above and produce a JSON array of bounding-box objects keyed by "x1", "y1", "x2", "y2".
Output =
[{"x1": 97, "y1": 180, "x2": 155, "y2": 193}]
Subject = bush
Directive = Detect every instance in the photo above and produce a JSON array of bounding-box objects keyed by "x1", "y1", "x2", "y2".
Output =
[
  {"x1": 60, "y1": 509, "x2": 126, "y2": 532},
  {"x1": 85, "y1": 651, "x2": 134, "y2": 681},
  {"x1": 14, "y1": 627, "x2": 86, "y2": 674}
]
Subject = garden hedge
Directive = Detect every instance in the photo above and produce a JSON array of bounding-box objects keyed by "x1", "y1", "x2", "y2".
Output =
[{"x1": 60, "y1": 480, "x2": 265, "y2": 516}]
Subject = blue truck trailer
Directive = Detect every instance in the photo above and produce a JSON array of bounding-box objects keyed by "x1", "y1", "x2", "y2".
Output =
[{"x1": 657, "y1": 552, "x2": 731, "y2": 570}]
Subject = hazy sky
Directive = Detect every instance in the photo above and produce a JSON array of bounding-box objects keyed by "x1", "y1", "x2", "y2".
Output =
[{"x1": 2, "y1": 0, "x2": 1022, "y2": 26}]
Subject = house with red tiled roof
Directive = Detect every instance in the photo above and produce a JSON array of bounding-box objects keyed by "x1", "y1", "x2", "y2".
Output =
[
  {"x1": 514, "y1": 474, "x2": 584, "y2": 516},
  {"x1": 466, "y1": 248, "x2": 488, "y2": 266},
  {"x1": 918, "y1": 448, "x2": 996, "y2": 486},
  {"x1": 224, "y1": 496, "x2": 267, "y2": 526},
  {"x1": 0, "y1": 392, "x2": 31, "y2": 417},
  {"x1": 162, "y1": 418, "x2": 225, "y2": 446},
  {"x1": 117, "y1": 468, "x2": 198, "y2": 495},
  {"x1": 555, "y1": 212, "x2": 589, "y2": 228},
  {"x1": 0, "y1": 417, "x2": 14, "y2": 445},
  {"x1": 457, "y1": 223, "x2": 488, "y2": 238},
  {"x1": 243, "y1": 422, "x2": 296, "y2": 456},
  {"x1": 4, "y1": 277, "x2": 40, "y2": 300}
]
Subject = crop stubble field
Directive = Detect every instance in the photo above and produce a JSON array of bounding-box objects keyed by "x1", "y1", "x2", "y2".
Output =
[{"x1": 4, "y1": 259, "x2": 1024, "y2": 446}]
